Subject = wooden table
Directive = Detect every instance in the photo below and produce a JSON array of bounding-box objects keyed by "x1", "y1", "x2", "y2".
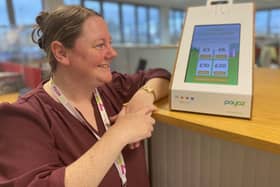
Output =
[
  {"x1": 150, "y1": 67, "x2": 280, "y2": 187},
  {"x1": 0, "y1": 92, "x2": 19, "y2": 103},
  {"x1": 154, "y1": 67, "x2": 280, "y2": 154}
]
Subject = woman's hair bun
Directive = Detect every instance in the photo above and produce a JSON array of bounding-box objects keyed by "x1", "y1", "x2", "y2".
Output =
[
  {"x1": 36, "y1": 11, "x2": 49, "y2": 26},
  {"x1": 32, "y1": 11, "x2": 49, "y2": 50}
]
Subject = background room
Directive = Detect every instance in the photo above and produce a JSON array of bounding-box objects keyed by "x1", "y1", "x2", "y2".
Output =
[
  {"x1": 1, "y1": 1, "x2": 280, "y2": 187},
  {"x1": 0, "y1": 0, "x2": 279, "y2": 94}
]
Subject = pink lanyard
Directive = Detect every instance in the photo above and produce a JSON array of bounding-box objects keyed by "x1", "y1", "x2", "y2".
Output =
[{"x1": 50, "y1": 79, "x2": 127, "y2": 186}]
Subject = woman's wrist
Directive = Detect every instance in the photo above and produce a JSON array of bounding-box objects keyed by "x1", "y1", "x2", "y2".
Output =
[
  {"x1": 136, "y1": 88, "x2": 155, "y2": 104},
  {"x1": 141, "y1": 85, "x2": 157, "y2": 101},
  {"x1": 124, "y1": 88, "x2": 154, "y2": 114}
]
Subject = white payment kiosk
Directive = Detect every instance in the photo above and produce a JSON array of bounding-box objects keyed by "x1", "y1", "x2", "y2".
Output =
[{"x1": 170, "y1": 0, "x2": 254, "y2": 118}]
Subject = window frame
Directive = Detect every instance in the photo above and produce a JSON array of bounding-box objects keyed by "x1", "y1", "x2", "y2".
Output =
[
  {"x1": 169, "y1": 8, "x2": 185, "y2": 44},
  {"x1": 256, "y1": 7, "x2": 280, "y2": 36}
]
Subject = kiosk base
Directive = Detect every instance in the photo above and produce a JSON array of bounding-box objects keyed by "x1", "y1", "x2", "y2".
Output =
[{"x1": 171, "y1": 89, "x2": 252, "y2": 118}]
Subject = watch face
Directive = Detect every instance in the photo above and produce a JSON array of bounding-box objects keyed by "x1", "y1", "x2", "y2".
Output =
[
  {"x1": 143, "y1": 86, "x2": 152, "y2": 92},
  {"x1": 142, "y1": 86, "x2": 156, "y2": 100},
  {"x1": 146, "y1": 87, "x2": 152, "y2": 92}
]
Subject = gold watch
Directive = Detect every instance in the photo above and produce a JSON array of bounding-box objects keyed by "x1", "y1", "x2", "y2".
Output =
[{"x1": 141, "y1": 85, "x2": 157, "y2": 101}]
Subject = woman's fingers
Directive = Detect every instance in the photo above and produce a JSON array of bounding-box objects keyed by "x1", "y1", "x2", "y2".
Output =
[
  {"x1": 109, "y1": 106, "x2": 127, "y2": 123},
  {"x1": 137, "y1": 105, "x2": 157, "y2": 115}
]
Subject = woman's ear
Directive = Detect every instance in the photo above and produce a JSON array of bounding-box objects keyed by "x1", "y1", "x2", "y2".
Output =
[{"x1": 50, "y1": 41, "x2": 70, "y2": 66}]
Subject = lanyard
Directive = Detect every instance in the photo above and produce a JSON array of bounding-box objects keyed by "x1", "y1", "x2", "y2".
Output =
[{"x1": 50, "y1": 79, "x2": 127, "y2": 186}]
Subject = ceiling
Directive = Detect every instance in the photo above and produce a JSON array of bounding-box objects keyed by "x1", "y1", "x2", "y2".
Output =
[{"x1": 116, "y1": 0, "x2": 280, "y2": 10}]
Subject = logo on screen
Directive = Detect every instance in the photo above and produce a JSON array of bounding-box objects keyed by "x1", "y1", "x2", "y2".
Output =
[{"x1": 224, "y1": 100, "x2": 245, "y2": 107}]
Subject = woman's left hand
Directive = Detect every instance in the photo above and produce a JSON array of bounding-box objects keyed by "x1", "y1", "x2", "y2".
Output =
[
  {"x1": 125, "y1": 88, "x2": 156, "y2": 149},
  {"x1": 110, "y1": 89, "x2": 156, "y2": 150},
  {"x1": 109, "y1": 109, "x2": 142, "y2": 150}
]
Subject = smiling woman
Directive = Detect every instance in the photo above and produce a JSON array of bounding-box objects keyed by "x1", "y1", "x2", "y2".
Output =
[{"x1": 0, "y1": 5, "x2": 170, "y2": 187}]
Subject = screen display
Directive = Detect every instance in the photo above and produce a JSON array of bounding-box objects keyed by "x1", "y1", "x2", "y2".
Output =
[{"x1": 185, "y1": 24, "x2": 240, "y2": 85}]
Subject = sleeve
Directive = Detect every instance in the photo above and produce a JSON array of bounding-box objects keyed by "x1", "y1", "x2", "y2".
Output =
[
  {"x1": 105, "y1": 68, "x2": 171, "y2": 104},
  {"x1": 0, "y1": 103, "x2": 65, "y2": 187}
]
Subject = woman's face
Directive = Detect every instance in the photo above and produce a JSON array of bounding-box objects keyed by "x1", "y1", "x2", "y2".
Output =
[{"x1": 67, "y1": 16, "x2": 117, "y2": 87}]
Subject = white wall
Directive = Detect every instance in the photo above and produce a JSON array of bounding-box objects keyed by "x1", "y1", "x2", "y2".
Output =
[{"x1": 112, "y1": 46, "x2": 178, "y2": 74}]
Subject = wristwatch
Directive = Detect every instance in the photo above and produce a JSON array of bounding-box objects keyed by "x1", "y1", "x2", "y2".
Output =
[{"x1": 141, "y1": 85, "x2": 157, "y2": 101}]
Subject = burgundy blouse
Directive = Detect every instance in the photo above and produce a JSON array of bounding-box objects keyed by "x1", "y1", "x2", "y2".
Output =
[{"x1": 0, "y1": 69, "x2": 170, "y2": 187}]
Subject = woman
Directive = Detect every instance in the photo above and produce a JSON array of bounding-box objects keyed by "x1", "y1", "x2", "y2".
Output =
[{"x1": 0, "y1": 5, "x2": 170, "y2": 187}]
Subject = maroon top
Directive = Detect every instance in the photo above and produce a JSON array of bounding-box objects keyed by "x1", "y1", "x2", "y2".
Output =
[{"x1": 0, "y1": 69, "x2": 170, "y2": 187}]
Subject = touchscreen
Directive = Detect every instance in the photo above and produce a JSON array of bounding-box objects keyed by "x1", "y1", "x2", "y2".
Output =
[{"x1": 184, "y1": 24, "x2": 240, "y2": 85}]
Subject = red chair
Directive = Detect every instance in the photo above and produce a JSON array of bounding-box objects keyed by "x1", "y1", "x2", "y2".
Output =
[
  {"x1": 23, "y1": 66, "x2": 41, "y2": 88},
  {"x1": 0, "y1": 61, "x2": 41, "y2": 88}
]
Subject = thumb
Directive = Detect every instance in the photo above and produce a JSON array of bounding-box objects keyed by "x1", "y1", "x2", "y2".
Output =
[{"x1": 109, "y1": 106, "x2": 127, "y2": 123}]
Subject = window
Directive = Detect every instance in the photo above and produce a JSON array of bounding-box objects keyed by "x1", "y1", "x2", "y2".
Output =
[
  {"x1": 84, "y1": 0, "x2": 101, "y2": 13},
  {"x1": 270, "y1": 9, "x2": 280, "y2": 35},
  {"x1": 13, "y1": 0, "x2": 43, "y2": 25},
  {"x1": 0, "y1": 0, "x2": 9, "y2": 26},
  {"x1": 103, "y1": 2, "x2": 121, "y2": 43},
  {"x1": 82, "y1": 1, "x2": 160, "y2": 45},
  {"x1": 169, "y1": 9, "x2": 185, "y2": 43},
  {"x1": 137, "y1": 6, "x2": 148, "y2": 44},
  {"x1": 255, "y1": 10, "x2": 269, "y2": 35},
  {"x1": 122, "y1": 4, "x2": 136, "y2": 43},
  {"x1": 149, "y1": 7, "x2": 160, "y2": 44},
  {"x1": 64, "y1": 0, "x2": 81, "y2": 5},
  {"x1": 19, "y1": 27, "x2": 44, "y2": 59}
]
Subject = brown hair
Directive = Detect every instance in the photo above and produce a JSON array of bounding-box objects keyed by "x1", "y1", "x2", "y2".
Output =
[{"x1": 32, "y1": 5, "x2": 101, "y2": 72}]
